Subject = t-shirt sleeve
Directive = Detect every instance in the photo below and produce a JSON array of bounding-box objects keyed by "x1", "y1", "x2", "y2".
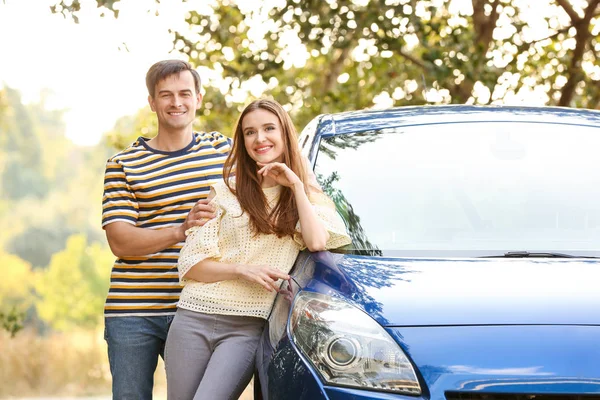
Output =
[
  {"x1": 101, "y1": 159, "x2": 139, "y2": 228},
  {"x1": 294, "y1": 190, "x2": 352, "y2": 250},
  {"x1": 207, "y1": 131, "x2": 232, "y2": 155},
  {"x1": 177, "y1": 189, "x2": 223, "y2": 283}
]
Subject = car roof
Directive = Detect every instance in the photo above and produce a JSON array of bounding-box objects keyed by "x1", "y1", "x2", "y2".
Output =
[{"x1": 315, "y1": 105, "x2": 600, "y2": 138}]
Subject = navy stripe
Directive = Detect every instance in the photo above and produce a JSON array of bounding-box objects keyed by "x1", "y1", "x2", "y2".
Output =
[
  {"x1": 105, "y1": 308, "x2": 177, "y2": 314},
  {"x1": 106, "y1": 298, "x2": 177, "y2": 304},
  {"x1": 112, "y1": 149, "x2": 157, "y2": 164},
  {"x1": 138, "y1": 198, "x2": 203, "y2": 212},
  {"x1": 113, "y1": 265, "x2": 177, "y2": 274},
  {"x1": 105, "y1": 167, "x2": 125, "y2": 173},
  {"x1": 139, "y1": 218, "x2": 185, "y2": 229},
  {"x1": 109, "y1": 287, "x2": 181, "y2": 293},
  {"x1": 103, "y1": 205, "x2": 137, "y2": 214},
  {"x1": 124, "y1": 153, "x2": 226, "y2": 177},
  {"x1": 138, "y1": 209, "x2": 188, "y2": 222},
  {"x1": 214, "y1": 140, "x2": 230, "y2": 150},
  {"x1": 133, "y1": 184, "x2": 217, "y2": 203},
  {"x1": 133, "y1": 175, "x2": 210, "y2": 193},
  {"x1": 103, "y1": 215, "x2": 137, "y2": 224},
  {"x1": 110, "y1": 277, "x2": 180, "y2": 283},
  {"x1": 129, "y1": 164, "x2": 224, "y2": 187},
  {"x1": 103, "y1": 186, "x2": 134, "y2": 195},
  {"x1": 160, "y1": 248, "x2": 182, "y2": 254},
  {"x1": 116, "y1": 258, "x2": 178, "y2": 265},
  {"x1": 103, "y1": 196, "x2": 135, "y2": 203},
  {"x1": 104, "y1": 177, "x2": 127, "y2": 184},
  {"x1": 125, "y1": 148, "x2": 226, "y2": 171}
]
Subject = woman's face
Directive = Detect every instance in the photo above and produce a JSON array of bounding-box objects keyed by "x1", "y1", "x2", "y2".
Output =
[{"x1": 242, "y1": 108, "x2": 285, "y2": 164}]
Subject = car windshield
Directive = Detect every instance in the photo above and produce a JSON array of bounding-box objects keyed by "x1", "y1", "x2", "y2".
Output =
[{"x1": 314, "y1": 121, "x2": 600, "y2": 257}]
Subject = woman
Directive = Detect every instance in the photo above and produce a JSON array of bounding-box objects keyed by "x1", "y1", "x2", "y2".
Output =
[{"x1": 164, "y1": 99, "x2": 351, "y2": 399}]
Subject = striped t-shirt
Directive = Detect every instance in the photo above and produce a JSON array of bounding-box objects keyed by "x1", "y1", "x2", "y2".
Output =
[{"x1": 101, "y1": 131, "x2": 231, "y2": 317}]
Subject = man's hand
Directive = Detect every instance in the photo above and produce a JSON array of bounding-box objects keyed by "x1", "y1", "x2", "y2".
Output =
[{"x1": 176, "y1": 199, "x2": 217, "y2": 241}]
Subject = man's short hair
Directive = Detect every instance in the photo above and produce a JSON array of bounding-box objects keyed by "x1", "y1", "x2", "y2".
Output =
[{"x1": 146, "y1": 60, "x2": 201, "y2": 98}]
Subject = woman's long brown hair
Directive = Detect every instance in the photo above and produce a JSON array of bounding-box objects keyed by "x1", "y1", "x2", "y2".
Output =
[{"x1": 223, "y1": 99, "x2": 308, "y2": 237}]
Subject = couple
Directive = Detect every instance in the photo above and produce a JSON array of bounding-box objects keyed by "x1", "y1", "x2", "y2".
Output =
[{"x1": 101, "y1": 59, "x2": 350, "y2": 399}]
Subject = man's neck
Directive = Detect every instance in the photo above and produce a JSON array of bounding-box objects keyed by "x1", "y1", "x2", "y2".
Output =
[{"x1": 147, "y1": 129, "x2": 193, "y2": 152}]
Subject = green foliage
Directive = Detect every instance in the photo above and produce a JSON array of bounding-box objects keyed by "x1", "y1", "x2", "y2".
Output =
[
  {"x1": 53, "y1": 0, "x2": 600, "y2": 138},
  {"x1": 0, "y1": 308, "x2": 25, "y2": 338},
  {"x1": 7, "y1": 224, "x2": 77, "y2": 268},
  {"x1": 104, "y1": 106, "x2": 158, "y2": 150},
  {"x1": 0, "y1": 85, "x2": 108, "y2": 268},
  {"x1": 35, "y1": 234, "x2": 113, "y2": 331},
  {"x1": 0, "y1": 85, "x2": 113, "y2": 331},
  {"x1": 51, "y1": 0, "x2": 124, "y2": 21},
  {"x1": 0, "y1": 87, "x2": 49, "y2": 199},
  {"x1": 0, "y1": 251, "x2": 34, "y2": 305},
  {"x1": 176, "y1": 0, "x2": 600, "y2": 113},
  {"x1": 0, "y1": 251, "x2": 32, "y2": 337},
  {"x1": 104, "y1": 102, "x2": 235, "y2": 152}
]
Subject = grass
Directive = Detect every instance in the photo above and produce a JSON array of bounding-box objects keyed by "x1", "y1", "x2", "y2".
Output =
[
  {"x1": 0, "y1": 327, "x2": 111, "y2": 397},
  {"x1": 0, "y1": 328, "x2": 253, "y2": 399}
]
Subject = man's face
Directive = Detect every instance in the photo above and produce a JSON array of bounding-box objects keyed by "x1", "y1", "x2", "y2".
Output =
[{"x1": 148, "y1": 71, "x2": 202, "y2": 134}]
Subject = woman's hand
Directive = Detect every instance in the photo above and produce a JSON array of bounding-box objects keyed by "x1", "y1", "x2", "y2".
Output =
[
  {"x1": 257, "y1": 162, "x2": 302, "y2": 189},
  {"x1": 236, "y1": 264, "x2": 290, "y2": 292}
]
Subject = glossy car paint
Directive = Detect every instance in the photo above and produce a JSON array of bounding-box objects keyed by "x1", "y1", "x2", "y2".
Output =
[
  {"x1": 256, "y1": 106, "x2": 600, "y2": 399},
  {"x1": 309, "y1": 256, "x2": 600, "y2": 326}
]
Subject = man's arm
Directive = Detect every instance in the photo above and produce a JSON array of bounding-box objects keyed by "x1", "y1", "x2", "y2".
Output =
[{"x1": 105, "y1": 199, "x2": 216, "y2": 258}]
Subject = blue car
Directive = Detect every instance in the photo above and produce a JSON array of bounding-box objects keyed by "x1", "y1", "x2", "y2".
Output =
[{"x1": 255, "y1": 105, "x2": 600, "y2": 400}]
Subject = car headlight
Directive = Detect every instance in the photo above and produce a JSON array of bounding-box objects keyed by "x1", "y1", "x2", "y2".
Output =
[{"x1": 289, "y1": 291, "x2": 421, "y2": 395}]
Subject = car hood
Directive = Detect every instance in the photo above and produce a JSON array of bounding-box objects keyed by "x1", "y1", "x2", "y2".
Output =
[{"x1": 303, "y1": 253, "x2": 600, "y2": 327}]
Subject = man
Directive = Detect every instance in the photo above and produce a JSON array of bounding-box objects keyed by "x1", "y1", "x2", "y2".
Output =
[{"x1": 101, "y1": 59, "x2": 230, "y2": 398}]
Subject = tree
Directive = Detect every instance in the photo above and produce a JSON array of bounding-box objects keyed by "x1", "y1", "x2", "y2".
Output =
[
  {"x1": 54, "y1": 0, "x2": 600, "y2": 138},
  {"x1": 34, "y1": 234, "x2": 113, "y2": 330},
  {"x1": 0, "y1": 251, "x2": 33, "y2": 337},
  {"x1": 0, "y1": 86, "x2": 107, "y2": 267},
  {"x1": 0, "y1": 87, "x2": 49, "y2": 199}
]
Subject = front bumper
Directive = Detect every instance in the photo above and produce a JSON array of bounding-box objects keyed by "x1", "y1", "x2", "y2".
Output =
[{"x1": 257, "y1": 323, "x2": 600, "y2": 400}]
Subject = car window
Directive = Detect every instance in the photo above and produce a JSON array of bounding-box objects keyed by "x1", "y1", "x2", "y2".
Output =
[
  {"x1": 297, "y1": 115, "x2": 320, "y2": 160},
  {"x1": 314, "y1": 121, "x2": 600, "y2": 257}
]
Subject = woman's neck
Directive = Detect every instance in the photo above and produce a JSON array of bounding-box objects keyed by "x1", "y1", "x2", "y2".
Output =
[{"x1": 259, "y1": 175, "x2": 278, "y2": 188}]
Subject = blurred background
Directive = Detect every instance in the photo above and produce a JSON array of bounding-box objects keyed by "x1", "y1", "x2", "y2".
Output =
[{"x1": 1, "y1": 0, "x2": 599, "y2": 397}]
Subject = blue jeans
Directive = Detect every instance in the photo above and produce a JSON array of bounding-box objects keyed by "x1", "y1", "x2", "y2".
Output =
[{"x1": 104, "y1": 315, "x2": 174, "y2": 400}]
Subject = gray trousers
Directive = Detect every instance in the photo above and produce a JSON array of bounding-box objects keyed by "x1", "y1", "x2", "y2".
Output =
[{"x1": 164, "y1": 307, "x2": 266, "y2": 400}]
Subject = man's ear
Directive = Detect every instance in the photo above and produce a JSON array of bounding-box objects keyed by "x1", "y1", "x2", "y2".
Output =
[
  {"x1": 196, "y1": 92, "x2": 203, "y2": 110},
  {"x1": 148, "y1": 95, "x2": 156, "y2": 112}
]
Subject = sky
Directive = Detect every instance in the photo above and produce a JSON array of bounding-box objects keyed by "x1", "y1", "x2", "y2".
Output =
[{"x1": 0, "y1": 0, "x2": 197, "y2": 146}]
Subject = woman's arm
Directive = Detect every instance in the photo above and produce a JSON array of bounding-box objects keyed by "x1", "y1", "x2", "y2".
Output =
[
  {"x1": 183, "y1": 259, "x2": 290, "y2": 292},
  {"x1": 291, "y1": 182, "x2": 329, "y2": 251}
]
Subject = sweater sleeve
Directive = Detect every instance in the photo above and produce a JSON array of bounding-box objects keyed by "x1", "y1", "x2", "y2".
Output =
[
  {"x1": 177, "y1": 190, "x2": 223, "y2": 283},
  {"x1": 293, "y1": 190, "x2": 352, "y2": 250}
]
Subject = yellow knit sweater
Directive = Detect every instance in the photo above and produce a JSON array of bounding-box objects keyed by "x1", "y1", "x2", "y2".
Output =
[{"x1": 177, "y1": 180, "x2": 351, "y2": 319}]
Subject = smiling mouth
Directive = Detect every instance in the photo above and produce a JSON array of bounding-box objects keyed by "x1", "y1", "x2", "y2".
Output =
[
  {"x1": 255, "y1": 146, "x2": 273, "y2": 153},
  {"x1": 168, "y1": 111, "x2": 186, "y2": 116}
]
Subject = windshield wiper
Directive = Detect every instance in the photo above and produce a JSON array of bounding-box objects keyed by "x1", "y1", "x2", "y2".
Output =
[{"x1": 483, "y1": 251, "x2": 595, "y2": 258}]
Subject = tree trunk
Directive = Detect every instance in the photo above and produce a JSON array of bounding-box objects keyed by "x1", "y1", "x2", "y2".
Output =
[
  {"x1": 451, "y1": 0, "x2": 500, "y2": 103},
  {"x1": 557, "y1": 0, "x2": 600, "y2": 107}
]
